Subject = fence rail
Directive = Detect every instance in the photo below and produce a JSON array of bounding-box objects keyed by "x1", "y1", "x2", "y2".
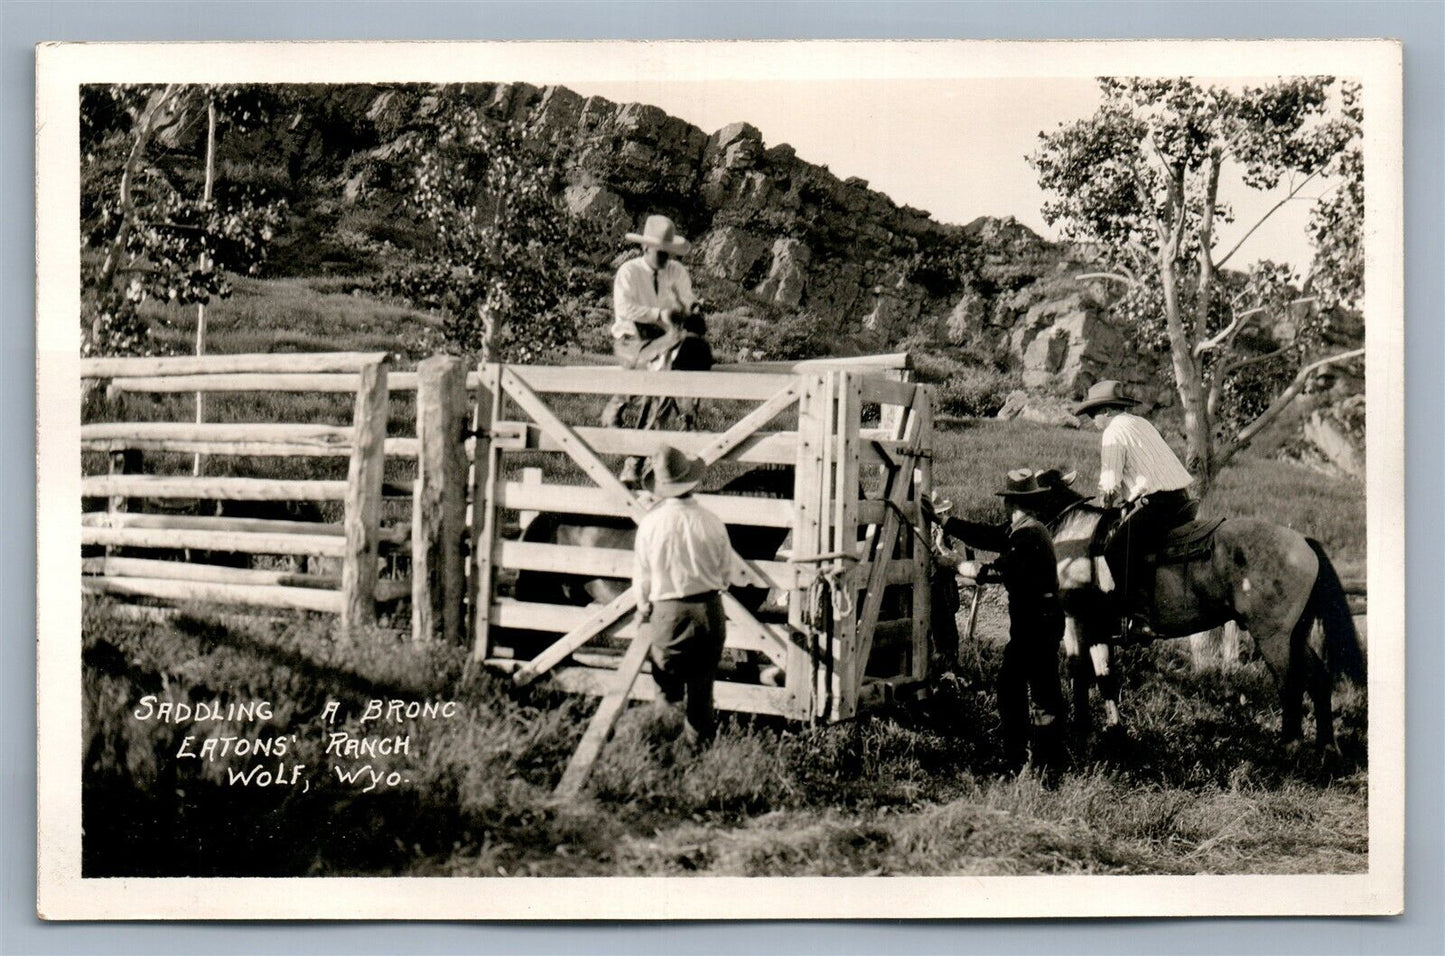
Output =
[{"x1": 82, "y1": 352, "x2": 409, "y2": 630}]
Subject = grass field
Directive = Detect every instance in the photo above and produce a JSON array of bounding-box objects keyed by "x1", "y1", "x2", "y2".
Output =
[{"x1": 80, "y1": 278, "x2": 1370, "y2": 878}]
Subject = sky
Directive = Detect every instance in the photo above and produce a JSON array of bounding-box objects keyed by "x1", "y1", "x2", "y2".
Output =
[{"x1": 568, "y1": 77, "x2": 1331, "y2": 273}]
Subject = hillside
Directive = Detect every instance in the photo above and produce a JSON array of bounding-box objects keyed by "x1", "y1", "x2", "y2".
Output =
[{"x1": 85, "y1": 82, "x2": 1365, "y2": 476}]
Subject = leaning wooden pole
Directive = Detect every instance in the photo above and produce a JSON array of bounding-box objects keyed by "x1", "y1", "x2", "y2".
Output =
[
  {"x1": 412, "y1": 356, "x2": 468, "y2": 644},
  {"x1": 341, "y1": 357, "x2": 389, "y2": 634}
]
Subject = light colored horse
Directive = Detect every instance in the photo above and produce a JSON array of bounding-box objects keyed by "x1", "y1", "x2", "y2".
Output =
[{"x1": 1048, "y1": 499, "x2": 1365, "y2": 751}]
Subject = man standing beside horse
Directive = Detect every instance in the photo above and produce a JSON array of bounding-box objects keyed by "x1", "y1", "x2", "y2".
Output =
[
  {"x1": 925, "y1": 470, "x2": 1069, "y2": 774},
  {"x1": 1074, "y1": 380, "x2": 1196, "y2": 627}
]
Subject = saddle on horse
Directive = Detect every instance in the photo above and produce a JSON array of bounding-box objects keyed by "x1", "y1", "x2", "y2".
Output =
[{"x1": 1095, "y1": 491, "x2": 1223, "y2": 631}]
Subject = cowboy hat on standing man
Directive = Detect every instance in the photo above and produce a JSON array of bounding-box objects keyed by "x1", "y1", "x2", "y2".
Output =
[
  {"x1": 632, "y1": 445, "x2": 732, "y2": 748},
  {"x1": 923, "y1": 469, "x2": 1068, "y2": 773}
]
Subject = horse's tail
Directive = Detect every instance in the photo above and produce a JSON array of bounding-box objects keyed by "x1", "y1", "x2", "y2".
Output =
[{"x1": 1305, "y1": 537, "x2": 1366, "y2": 685}]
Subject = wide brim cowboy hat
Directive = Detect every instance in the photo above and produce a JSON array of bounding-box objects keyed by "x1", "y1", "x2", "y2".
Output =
[
  {"x1": 625, "y1": 214, "x2": 691, "y2": 255},
  {"x1": 644, "y1": 444, "x2": 706, "y2": 498},
  {"x1": 994, "y1": 468, "x2": 1065, "y2": 499},
  {"x1": 1072, "y1": 379, "x2": 1142, "y2": 416}
]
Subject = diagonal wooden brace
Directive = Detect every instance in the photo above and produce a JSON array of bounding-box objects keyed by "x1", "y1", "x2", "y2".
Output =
[
  {"x1": 553, "y1": 630, "x2": 653, "y2": 800},
  {"x1": 500, "y1": 367, "x2": 649, "y2": 523},
  {"x1": 512, "y1": 588, "x2": 639, "y2": 687},
  {"x1": 695, "y1": 382, "x2": 801, "y2": 465}
]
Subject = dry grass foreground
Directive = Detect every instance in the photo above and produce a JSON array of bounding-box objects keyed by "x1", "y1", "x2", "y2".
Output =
[{"x1": 82, "y1": 590, "x2": 1366, "y2": 878}]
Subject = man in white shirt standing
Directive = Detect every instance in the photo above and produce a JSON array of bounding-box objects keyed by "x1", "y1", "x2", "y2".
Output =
[
  {"x1": 601, "y1": 215, "x2": 711, "y2": 437},
  {"x1": 1074, "y1": 380, "x2": 1197, "y2": 618},
  {"x1": 633, "y1": 445, "x2": 733, "y2": 747}
]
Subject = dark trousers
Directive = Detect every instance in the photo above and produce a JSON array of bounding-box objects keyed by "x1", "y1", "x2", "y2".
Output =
[
  {"x1": 1105, "y1": 489, "x2": 1195, "y2": 602},
  {"x1": 998, "y1": 609, "x2": 1066, "y2": 769},
  {"x1": 644, "y1": 591, "x2": 727, "y2": 744}
]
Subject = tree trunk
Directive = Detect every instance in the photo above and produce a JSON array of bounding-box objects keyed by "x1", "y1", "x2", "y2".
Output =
[{"x1": 1158, "y1": 252, "x2": 1213, "y2": 491}]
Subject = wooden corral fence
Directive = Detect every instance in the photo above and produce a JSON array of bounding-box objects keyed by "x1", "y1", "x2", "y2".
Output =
[
  {"x1": 461, "y1": 354, "x2": 934, "y2": 727},
  {"x1": 81, "y1": 349, "x2": 937, "y2": 732},
  {"x1": 81, "y1": 352, "x2": 420, "y2": 631}
]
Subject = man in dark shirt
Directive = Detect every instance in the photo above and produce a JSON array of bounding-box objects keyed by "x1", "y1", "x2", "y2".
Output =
[{"x1": 924, "y1": 469, "x2": 1068, "y2": 773}]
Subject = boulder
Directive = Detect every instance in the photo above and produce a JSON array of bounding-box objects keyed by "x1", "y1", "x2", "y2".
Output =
[
  {"x1": 1303, "y1": 396, "x2": 1365, "y2": 479},
  {"x1": 995, "y1": 390, "x2": 1082, "y2": 429},
  {"x1": 1009, "y1": 291, "x2": 1157, "y2": 393},
  {"x1": 755, "y1": 238, "x2": 811, "y2": 308},
  {"x1": 945, "y1": 291, "x2": 989, "y2": 344},
  {"x1": 563, "y1": 183, "x2": 628, "y2": 236},
  {"x1": 697, "y1": 226, "x2": 769, "y2": 283}
]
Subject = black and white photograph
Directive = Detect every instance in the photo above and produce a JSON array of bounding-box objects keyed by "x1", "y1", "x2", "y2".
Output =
[{"x1": 36, "y1": 39, "x2": 1404, "y2": 919}]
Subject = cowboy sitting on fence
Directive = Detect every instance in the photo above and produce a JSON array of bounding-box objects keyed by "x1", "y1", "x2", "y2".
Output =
[{"x1": 600, "y1": 215, "x2": 715, "y2": 483}]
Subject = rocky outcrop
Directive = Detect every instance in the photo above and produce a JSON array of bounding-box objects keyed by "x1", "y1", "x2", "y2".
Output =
[
  {"x1": 995, "y1": 391, "x2": 1082, "y2": 429},
  {"x1": 1005, "y1": 290, "x2": 1159, "y2": 396},
  {"x1": 457, "y1": 82, "x2": 962, "y2": 338}
]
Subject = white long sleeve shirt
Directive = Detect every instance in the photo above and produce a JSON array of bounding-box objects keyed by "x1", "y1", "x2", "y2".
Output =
[
  {"x1": 633, "y1": 496, "x2": 732, "y2": 604},
  {"x1": 612, "y1": 255, "x2": 697, "y2": 339},
  {"x1": 1098, "y1": 412, "x2": 1194, "y2": 502}
]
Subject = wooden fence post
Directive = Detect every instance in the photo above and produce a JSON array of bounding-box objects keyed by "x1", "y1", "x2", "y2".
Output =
[
  {"x1": 341, "y1": 357, "x2": 389, "y2": 634},
  {"x1": 468, "y1": 363, "x2": 505, "y2": 662},
  {"x1": 412, "y1": 355, "x2": 467, "y2": 644},
  {"x1": 104, "y1": 449, "x2": 142, "y2": 554}
]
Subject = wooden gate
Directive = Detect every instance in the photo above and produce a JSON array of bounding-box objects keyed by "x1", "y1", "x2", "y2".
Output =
[{"x1": 468, "y1": 358, "x2": 934, "y2": 723}]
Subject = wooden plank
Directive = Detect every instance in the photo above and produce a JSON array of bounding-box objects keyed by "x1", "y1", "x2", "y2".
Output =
[
  {"x1": 509, "y1": 423, "x2": 800, "y2": 466},
  {"x1": 468, "y1": 363, "x2": 505, "y2": 662},
  {"x1": 860, "y1": 377, "x2": 917, "y2": 408},
  {"x1": 108, "y1": 373, "x2": 369, "y2": 394},
  {"x1": 719, "y1": 592, "x2": 792, "y2": 670},
  {"x1": 82, "y1": 575, "x2": 345, "y2": 614},
  {"x1": 499, "y1": 540, "x2": 800, "y2": 591},
  {"x1": 341, "y1": 359, "x2": 389, "y2": 633},
  {"x1": 81, "y1": 556, "x2": 409, "y2": 603},
  {"x1": 500, "y1": 367, "x2": 648, "y2": 523},
  {"x1": 81, "y1": 526, "x2": 347, "y2": 557},
  {"x1": 83, "y1": 422, "x2": 352, "y2": 444},
  {"x1": 509, "y1": 365, "x2": 794, "y2": 401},
  {"x1": 412, "y1": 356, "x2": 469, "y2": 645},
  {"x1": 491, "y1": 598, "x2": 791, "y2": 667},
  {"x1": 540, "y1": 665, "x2": 791, "y2": 717},
  {"x1": 82, "y1": 351, "x2": 390, "y2": 379},
  {"x1": 553, "y1": 632, "x2": 652, "y2": 799},
  {"x1": 721, "y1": 353, "x2": 911, "y2": 375},
  {"x1": 696, "y1": 382, "x2": 801, "y2": 465},
  {"x1": 79, "y1": 511, "x2": 408, "y2": 544},
  {"x1": 851, "y1": 392, "x2": 928, "y2": 702},
  {"x1": 910, "y1": 390, "x2": 934, "y2": 681},
  {"x1": 831, "y1": 371, "x2": 863, "y2": 719},
  {"x1": 523, "y1": 423, "x2": 805, "y2": 465},
  {"x1": 82, "y1": 475, "x2": 351, "y2": 501},
  {"x1": 496, "y1": 480, "x2": 796, "y2": 528},
  {"x1": 81, "y1": 423, "x2": 417, "y2": 459},
  {"x1": 84, "y1": 555, "x2": 338, "y2": 589},
  {"x1": 510, "y1": 588, "x2": 638, "y2": 687},
  {"x1": 786, "y1": 373, "x2": 827, "y2": 721}
]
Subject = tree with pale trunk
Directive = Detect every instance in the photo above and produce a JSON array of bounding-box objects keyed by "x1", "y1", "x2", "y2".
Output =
[
  {"x1": 1030, "y1": 77, "x2": 1364, "y2": 495},
  {"x1": 81, "y1": 84, "x2": 286, "y2": 357}
]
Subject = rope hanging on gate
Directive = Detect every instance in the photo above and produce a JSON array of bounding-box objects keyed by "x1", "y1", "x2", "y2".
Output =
[{"x1": 788, "y1": 551, "x2": 857, "y2": 618}]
